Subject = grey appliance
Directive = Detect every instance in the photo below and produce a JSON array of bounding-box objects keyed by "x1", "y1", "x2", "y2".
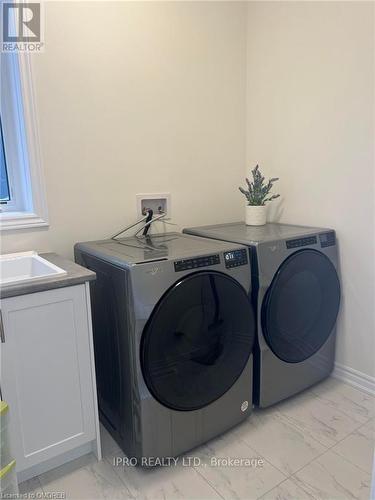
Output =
[
  {"x1": 183, "y1": 223, "x2": 341, "y2": 407},
  {"x1": 75, "y1": 233, "x2": 255, "y2": 459}
]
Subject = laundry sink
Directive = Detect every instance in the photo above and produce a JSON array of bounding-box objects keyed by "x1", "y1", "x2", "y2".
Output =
[{"x1": 0, "y1": 251, "x2": 67, "y2": 286}]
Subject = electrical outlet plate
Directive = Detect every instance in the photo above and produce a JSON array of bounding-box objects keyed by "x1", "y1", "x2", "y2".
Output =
[{"x1": 136, "y1": 193, "x2": 171, "y2": 219}]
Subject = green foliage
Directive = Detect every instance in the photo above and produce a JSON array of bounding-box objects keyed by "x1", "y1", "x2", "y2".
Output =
[{"x1": 239, "y1": 165, "x2": 280, "y2": 206}]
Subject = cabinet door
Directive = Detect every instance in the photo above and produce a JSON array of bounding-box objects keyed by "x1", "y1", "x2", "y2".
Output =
[{"x1": 0, "y1": 285, "x2": 96, "y2": 472}]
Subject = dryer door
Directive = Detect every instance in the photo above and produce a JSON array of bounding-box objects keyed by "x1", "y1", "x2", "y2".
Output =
[
  {"x1": 262, "y1": 249, "x2": 340, "y2": 363},
  {"x1": 141, "y1": 271, "x2": 255, "y2": 411}
]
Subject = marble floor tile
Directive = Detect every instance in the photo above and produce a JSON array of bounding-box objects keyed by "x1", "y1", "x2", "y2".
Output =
[
  {"x1": 293, "y1": 450, "x2": 371, "y2": 500},
  {"x1": 18, "y1": 476, "x2": 45, "y2": 496},
  {"x1": 192, "y1": 427, "x2": 286, "y2": 500},
  {"x1": 276, "y1": 390, "x2": 362, "y2": 447},
  {"x1": 39, "y1": 453, "x2": 132, "y2": 499},
  {"x1": 312, "y1": 378, "x2": 375, "y2": 424},
  {"x1": 259, "y1": 478, "x2": 316, "y2": 500},
  {"x1": 23, "y1": 381, "x2": 374, "y2": 500},
  {"x1": 232, "y1": 409, "x2": 326, "y2": 476},
  {"x1": 101, "y1": 425, "x2": 221, "y2": 499},
  {"x1": 111, "y1": 458, "x2": 221, "y2": 500},
  {"x1": 331, "y1": 418, "x2": 375, "y2": 474}
]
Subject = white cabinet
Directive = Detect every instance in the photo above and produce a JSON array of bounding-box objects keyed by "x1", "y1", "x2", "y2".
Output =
[{"x1": 0, "y1": 283, "x2": 101, "y2": 481}]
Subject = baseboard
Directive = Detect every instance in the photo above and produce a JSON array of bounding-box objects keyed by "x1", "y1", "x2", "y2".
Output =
[{"x1": 332, "y1": 362, "x2": 375, "y2": 395}]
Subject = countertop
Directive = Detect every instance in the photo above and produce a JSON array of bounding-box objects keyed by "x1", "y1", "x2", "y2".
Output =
[{"x1": 0, "y1": 253, "x2": 96, "y2": 299}]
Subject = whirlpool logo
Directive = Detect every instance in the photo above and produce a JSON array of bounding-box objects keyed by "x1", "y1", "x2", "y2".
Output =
[{"x1": 2, "y1": 2, "x2": 44, "y2": 52}]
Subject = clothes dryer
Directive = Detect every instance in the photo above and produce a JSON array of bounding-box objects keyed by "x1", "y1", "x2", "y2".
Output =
[{"x1": 183, "y1": 223, "x2": 340, "y2": 407}]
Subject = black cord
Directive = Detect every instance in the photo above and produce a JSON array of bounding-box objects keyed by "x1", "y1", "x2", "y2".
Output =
[{"x1": 142, "y1": 209, "x2": 153, "y2": 236}]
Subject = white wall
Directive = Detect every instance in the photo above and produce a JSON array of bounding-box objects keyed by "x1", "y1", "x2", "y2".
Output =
[
  {"x1": 1, "y1": 1, "x2": 247, "y2": 257},
  {"x1": 246, "y1": 2, "x2": 375, "y2": 379}
]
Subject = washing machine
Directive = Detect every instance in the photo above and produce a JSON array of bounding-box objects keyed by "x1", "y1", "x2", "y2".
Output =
[
  {"x1": 75, "y1": 232, "x2": 255, "y2": 459},
  {"x1": 183, "y1": 222, "x2": 341, "y2": 407}
]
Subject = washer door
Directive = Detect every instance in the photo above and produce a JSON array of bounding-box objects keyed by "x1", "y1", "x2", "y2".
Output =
[
  {"x1": 141, "y1": 271, "x2": 255, "y2": 411},
  {"x1": 262, "y1": 249, "x2": 340, "y2": 363}
]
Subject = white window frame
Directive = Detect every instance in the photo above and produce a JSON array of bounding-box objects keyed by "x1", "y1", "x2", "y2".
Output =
[{"x1": 0, "y1": 52, "x2": 48, "y2": 230}]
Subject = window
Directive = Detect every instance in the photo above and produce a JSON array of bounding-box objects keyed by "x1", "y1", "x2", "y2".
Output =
[
  {"x1": 0, "y1": 119, "x2": 10, "y2": 202},
  {"x1": 0, "y1": 53, "x2": 48, "y2": 230}
]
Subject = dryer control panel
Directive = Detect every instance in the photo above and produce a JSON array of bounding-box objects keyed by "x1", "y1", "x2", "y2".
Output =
[
  {"x1": 286, "y1": 235, "x2": 317, "y2": 249},
  {"x1": 174, "y1": 254, "x2": 220, "y2": 272},
  {"x1": 224, "y1": 249, "x2": 248, "y2": 268},
  {"x1": 319, "y1": 231, "x2": 336, "y2": 248}
]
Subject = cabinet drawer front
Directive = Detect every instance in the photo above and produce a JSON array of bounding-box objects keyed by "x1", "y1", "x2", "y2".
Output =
[{"x1": 1, "y1": 285, "x2": 96, "y2": 471}]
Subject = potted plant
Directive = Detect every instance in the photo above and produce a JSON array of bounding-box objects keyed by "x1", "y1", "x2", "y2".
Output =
[{"x1": 239, "y1": 165, "x2": 280, "y2": 226}]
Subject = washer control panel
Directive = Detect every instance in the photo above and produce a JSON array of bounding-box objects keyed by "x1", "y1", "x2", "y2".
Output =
[
  {"x1": 286, "y1": 235, "x2": 317, "y2": 249},
  {"x1": 174, "y1": 254, "x2": 220, "y2": 272},
  {"x1": 224, "y1": 249, "x2": 248, "y2": 268}
]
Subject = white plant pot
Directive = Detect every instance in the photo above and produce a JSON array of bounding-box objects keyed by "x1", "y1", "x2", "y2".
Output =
[{"x1": 245, "y1": 205, "x2": 267, "y2": 226}]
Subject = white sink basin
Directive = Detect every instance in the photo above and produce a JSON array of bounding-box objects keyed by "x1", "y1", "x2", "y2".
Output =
[{"x1": 0, "y1": 251, "x2": 67, "y2": 285}]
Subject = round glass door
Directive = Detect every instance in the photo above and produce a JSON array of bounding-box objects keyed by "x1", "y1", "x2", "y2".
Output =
[
  {"x1": 262, "y1": 249, "x2": 340, "y2": 363},
  {"x1": 141, "y1": 271, "x2": 255, "y2": 411}
]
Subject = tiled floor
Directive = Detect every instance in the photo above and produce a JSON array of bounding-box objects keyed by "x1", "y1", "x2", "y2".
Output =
[{"x1": 20, "y1": 378, "x2": 375, "y2": 500}]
